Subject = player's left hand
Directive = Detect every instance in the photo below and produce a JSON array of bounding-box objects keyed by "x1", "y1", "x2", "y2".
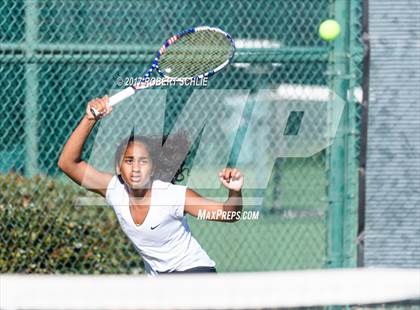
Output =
[{"x1": 219, "y1": 168, "x2": 244, "y2": 192}]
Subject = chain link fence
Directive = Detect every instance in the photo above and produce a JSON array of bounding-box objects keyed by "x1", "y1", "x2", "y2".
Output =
[{"x1": 0, "y1": 0, "x2": 363, "y2": 273}]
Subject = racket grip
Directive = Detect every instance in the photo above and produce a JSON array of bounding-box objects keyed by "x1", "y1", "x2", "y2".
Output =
[
  {"x1": 108, "y1": 87, "x2": 136, "y2": 107},
  {"x1": 90, "y1": 87, "x2": 135, "y2": 119},
  {"x1": 90, "y1": 107, "x2": 100, "y2": 119}
]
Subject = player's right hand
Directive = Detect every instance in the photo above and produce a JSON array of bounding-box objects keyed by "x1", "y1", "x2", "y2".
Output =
[{"x1": 85, "y1": 96, "x2": 112, "y2": 120}]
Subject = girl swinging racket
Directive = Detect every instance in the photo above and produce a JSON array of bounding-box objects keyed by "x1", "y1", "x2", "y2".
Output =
[{"x1": 58, "y1": 96, "x2": 243, "y2": 275}]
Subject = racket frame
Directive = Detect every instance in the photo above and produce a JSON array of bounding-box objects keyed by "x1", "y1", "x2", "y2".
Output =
[{"x1": 91, "y1": 26, "x2": 235, "y2": 118}]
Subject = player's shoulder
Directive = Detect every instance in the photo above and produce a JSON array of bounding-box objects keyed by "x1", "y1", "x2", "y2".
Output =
[
  {"x1": 107, "y1": 174, "x2": 124, "y2": 189},
  {"x1": 105, "y1": 175, "x2": 125, "y2": 198},
  {"x1": 152, "y1": 179, "x2": 187, "y2": 202},
  {"x1": 152, "y1": 179, "x2": 186, "y2": 191}
]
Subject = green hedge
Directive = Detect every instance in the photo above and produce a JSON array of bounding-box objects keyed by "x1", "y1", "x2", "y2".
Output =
[{"x1": 0, "y1": 173, "x2": 143, "y2": 274}]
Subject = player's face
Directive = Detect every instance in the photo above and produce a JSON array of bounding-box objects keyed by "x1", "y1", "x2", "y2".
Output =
[{"x1": 119, "y1": 141, "x2": 154, "y2": 189}]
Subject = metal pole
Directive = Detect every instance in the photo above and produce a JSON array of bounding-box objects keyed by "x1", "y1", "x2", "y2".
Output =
[
  {"x1": 339, "y1": 0, "x2": 366, "y2": 268},
  {"x1": 327, "y1": 0, "x2": 351, "y2": 269},
  {"x1": 357, "y1": 0, "x2": 370, "y2": 267},
  {"x1": 24, "y1": 0, "x2": 39, "y2": 177}
]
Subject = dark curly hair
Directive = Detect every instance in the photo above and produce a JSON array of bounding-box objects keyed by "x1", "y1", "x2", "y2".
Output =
[{"x1": 114, "y1": 130, "x2": 191, "y2": 184}]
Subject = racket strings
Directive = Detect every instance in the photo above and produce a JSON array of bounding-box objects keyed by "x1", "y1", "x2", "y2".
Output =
[{"x1": 158, "y1": 30, "x2": 234, "y2": 78}]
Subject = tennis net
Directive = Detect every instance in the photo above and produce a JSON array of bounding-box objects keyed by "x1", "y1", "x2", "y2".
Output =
[{"x1": 1, "y1": 268, "x2": 419, "y2": 310}]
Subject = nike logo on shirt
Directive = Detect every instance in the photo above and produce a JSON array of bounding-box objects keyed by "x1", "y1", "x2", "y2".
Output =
[{"x1": 150, "y1": 224, "x2": 160, "y2": 230}]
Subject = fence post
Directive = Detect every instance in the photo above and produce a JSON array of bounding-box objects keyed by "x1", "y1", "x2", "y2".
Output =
[
  {"x1": 342, "y1": 0, "x2": 364, "y2": 268},
  {"x1": 24, "y1": 0, "x2": 39, "y2": 177},
  {"x1": 326, "y1": 0, "x2": 351, "y2": 268}
]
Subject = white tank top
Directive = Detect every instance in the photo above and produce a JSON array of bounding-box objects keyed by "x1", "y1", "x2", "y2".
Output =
[{"x1": 105, "y1": 175, "x2": 215, "y2": 275}]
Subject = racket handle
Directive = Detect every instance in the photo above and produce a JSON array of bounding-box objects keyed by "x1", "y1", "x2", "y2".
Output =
[
  {"x1": 90, "y1": 87, "x2": 136, "y2": 119},
  {"x1": 108, "y1": 87, "x2": 136, "y2": 107},
  {"x1": 90, "y1": 107, "x2": 100, "y2": 119}
]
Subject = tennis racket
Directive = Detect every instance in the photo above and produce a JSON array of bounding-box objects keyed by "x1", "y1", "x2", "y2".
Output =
[{"x1": 91, "y1": 26, "x2": 235, "y2": 118}]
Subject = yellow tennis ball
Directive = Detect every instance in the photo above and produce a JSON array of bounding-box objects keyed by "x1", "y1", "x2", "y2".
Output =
[{"x1": 319, "y1": 19, "x2": 341, "y2": 41}]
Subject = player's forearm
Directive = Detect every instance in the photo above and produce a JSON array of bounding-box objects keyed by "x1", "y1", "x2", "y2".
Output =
[
  {"x1": 58, "y1": 116, "x2": 96, "y2": 167},
  {"x1": 223, "y1": 189, "x2": 243, "y2": 212}
]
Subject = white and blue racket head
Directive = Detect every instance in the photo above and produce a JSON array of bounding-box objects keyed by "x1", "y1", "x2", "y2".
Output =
[
  {"x1": 152, "y1": 26, "x2": 235, "y2": 80},
  {"x1": 92, "y1": 26, "x2": 235, "y2": 119}
]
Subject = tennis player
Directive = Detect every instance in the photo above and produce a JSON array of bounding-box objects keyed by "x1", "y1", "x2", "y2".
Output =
[{"x1": 58, "y1": 96, "x2": 243, "y2": 275}]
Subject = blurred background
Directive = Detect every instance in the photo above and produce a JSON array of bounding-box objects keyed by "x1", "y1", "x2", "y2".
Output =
[{"x1": 0, "y1": 0, "x2": 418, "y2": 277}]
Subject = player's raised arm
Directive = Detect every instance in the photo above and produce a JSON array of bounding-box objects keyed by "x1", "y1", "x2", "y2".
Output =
[
  {"x1": 57, "y1": 96, "x2": 113, "y2": 197},
  {"x1": 184, "y1": 168, "x2": 243, "y2": 222}
]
